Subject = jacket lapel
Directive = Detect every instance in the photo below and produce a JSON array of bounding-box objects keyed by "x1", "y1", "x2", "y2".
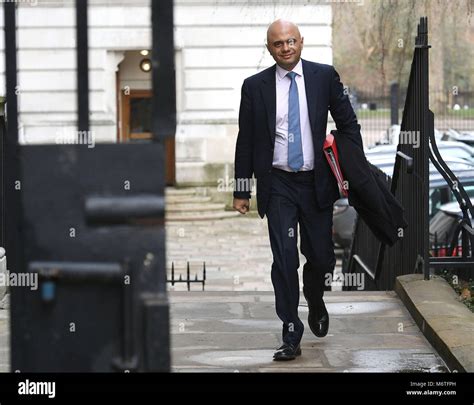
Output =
[
  {"x1": 260, "y1": 65, "x2": 276, "y2": 145},
  {"x1": 302, "y1": 59, "x2": 319, "y2": 136}
]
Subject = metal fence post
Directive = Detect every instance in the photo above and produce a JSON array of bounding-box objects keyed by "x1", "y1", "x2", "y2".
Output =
[
  {"x1": 390, "y1": 82, "x2": 399, "y2": 126},
  {"x1": 76, "y1": 0, "x2": 90, "y2": 134}
]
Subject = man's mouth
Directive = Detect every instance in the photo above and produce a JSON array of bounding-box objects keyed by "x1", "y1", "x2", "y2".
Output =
[{"x1": 282, "y1": 54, "x2": 293, "y2": 59}]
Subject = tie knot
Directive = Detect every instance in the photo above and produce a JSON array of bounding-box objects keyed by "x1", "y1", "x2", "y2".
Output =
[{"x1": 287, "y1": 71, "x2": 297, "y2": 81}]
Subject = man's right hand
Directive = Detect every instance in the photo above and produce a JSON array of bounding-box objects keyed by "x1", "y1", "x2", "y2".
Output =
[{"x1": 233, "y1": 198, "x2": 250, "y2": 214}]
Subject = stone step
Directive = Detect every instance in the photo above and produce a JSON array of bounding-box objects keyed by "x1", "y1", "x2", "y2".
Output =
[
  {"x1": 166, "y1": 195, "x2": 213, "y2": 204},
  {"x1": 165, "y1": 188, "x2": 198, "y2": 197},
  {"x1": 165, "y1": 202, "x2": 226, "y2": 213},
  {"x1": 166, "y1": 211, "x2": 240, "y2": 221}
]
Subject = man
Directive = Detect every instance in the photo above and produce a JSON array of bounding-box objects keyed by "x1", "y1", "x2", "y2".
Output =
[{"x1": 233, "y1": 20, "x2": 362, "y2": 361}]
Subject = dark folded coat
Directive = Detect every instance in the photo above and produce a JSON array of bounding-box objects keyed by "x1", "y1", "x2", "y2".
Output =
[{"x1": 331, "y1": 129, "x2": 408, "y2": 246}]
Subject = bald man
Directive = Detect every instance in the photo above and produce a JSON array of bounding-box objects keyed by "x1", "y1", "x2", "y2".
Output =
[{"x1": 233, "y1": 20, "x2": 362, "y2": 361}]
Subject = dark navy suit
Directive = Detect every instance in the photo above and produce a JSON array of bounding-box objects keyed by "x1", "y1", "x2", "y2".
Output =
[{"x1": 233, "y1": 59, "x2": 362, "y2": 345}]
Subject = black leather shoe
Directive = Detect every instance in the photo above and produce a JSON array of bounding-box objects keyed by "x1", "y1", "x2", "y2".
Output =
[
  {"x1": 273, "y1": 343, "x2": 301, "y2": 361},
  {"x1": 307, "y1": 300, "x2": 329, "y2": 338}
]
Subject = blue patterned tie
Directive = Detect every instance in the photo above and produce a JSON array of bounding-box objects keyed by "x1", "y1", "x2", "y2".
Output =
[{"x1": 287, "y1": 71, "x2": 304, "y2": 171}]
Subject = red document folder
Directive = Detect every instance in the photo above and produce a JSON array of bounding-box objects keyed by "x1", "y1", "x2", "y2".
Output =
[{"x1": 323, "y1": 132, "x2": 348, "y2": 198}]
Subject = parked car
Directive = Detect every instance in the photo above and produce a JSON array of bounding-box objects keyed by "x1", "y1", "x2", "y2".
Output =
[
  {"x1": 365, "y1": 141, "x2": 474, "y2": 164},
  {"x1": 441, "y1": 129, "x2": 474, "y2": 147},
  {"x1": 429, "y1": 198, "x2": 474, "y2": 257},
  {"x1": 333, "y1": 167, "x2": 474, "y2": 250},
  {"x1": 333, "y1": 139, "x2": 474, "y2": 250},
  {"x1": 366, "y1": 156, "x2": 474, "y2": 177}
]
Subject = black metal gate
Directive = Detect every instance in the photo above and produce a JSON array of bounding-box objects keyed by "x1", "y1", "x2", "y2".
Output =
[{"x1": 4, "y1": 0, "x2": 174, "y2": 371}]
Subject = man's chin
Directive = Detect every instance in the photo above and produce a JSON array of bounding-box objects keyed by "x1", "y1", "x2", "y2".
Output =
[{"x1": 277, "y1": 59, "x2": 296, "y2": 70}]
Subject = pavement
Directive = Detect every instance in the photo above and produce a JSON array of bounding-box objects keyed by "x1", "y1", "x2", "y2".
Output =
[
  {"x1": 0, "y1": 289, "x2": 447, "y2": 372},
  {"x1": 170, "y1": 290, "x2": 448, "y2": 372},
  {"x1": 166, "y1": 215, "x2": 345, "y2": 292},
  {"x1": 166, "y1": 215, "x2": 274, "y2": 291},
  {"x1": 0, "y1": 208, "x2": 450, "y2": 373}
]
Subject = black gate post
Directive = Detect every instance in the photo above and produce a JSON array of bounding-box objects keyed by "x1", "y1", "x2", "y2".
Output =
[
  {"x1": 152, "y1": 0, "x2": 176, "y2": 144},
  {"x1": 3, "y1": 1, "x2": 23, "y2": 295},
  {"x1": 76, "y1": 0, "x2": 90, "y2": 134},
  {"x1": 8, "y1": 0, "x2": 173, "y2": 372}
]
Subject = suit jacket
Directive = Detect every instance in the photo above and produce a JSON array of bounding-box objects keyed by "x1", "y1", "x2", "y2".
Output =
[
  {"x1": 233, "y1": 59, "x2": 361, "y2": 218},
  {"x1": 330, "y1": 129, "x2": 408, "y2": 246}
]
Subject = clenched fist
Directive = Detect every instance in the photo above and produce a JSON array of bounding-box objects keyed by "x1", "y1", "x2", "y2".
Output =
[{"x1": 233, "y1": 198, "x2": 250, "y2": 214}]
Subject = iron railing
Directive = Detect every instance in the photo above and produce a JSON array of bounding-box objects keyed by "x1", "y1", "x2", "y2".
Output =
[
  {"x1": 346, "y1": 17, "x2": 474, "y2": 291},
  {"x1": 168, "y1": 262, "x2": 206, "y2": 291}
]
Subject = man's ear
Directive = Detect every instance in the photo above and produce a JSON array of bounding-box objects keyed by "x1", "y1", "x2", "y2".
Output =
[
  {"x1": 266, "y1": 44, "x2": 271, "y2": 55},
  {"x1": 301, "y1": 36, "x2": 304, "y2": 46}
]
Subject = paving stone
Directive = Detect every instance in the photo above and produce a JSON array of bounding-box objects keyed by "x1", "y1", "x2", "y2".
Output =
[
  {"x1": 329, "y1": 316, "x2": 418, "y2": 334},
  {"x1": 171, "y1": 302, "x2": 246, "y2": 319},
  {"x1": 303, "y1": 332, "x2": 429, "y2": 350},
  {"x1": 171, "y1": 318, "x2": 281, "y2": 334},
  {"x1": 324, "y1": 349, "x2": 448, "y2": 372},
  {"x1": 172, "y1": 332, "x2": 281, "y2": 353}
]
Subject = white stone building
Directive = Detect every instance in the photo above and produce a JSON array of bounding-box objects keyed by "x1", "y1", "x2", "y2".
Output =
[{"x1": 0, "y1": 0, "x2": 332, "y2": 187}]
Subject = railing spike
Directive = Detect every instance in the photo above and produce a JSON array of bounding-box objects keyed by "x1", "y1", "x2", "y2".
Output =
[
  {"x1": 171, "y1": 262, "x2": 175, "y2": 286},
  {"x1": 187, "y1": 262, "x2": 190, "y2": 291}
]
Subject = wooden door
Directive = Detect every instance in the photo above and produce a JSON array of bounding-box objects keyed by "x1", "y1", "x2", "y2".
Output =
[{"x1": 120, "y1": 89, "x2": 175, "y2": 185}]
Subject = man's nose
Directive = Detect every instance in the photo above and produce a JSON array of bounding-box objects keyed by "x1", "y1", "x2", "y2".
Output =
[{"x1": 282, "y1": 42, "x2": 290, "y2": 52}]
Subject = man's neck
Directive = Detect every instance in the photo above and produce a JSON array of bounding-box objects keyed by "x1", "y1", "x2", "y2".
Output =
[{"x1": 277, "y1": 58, "x2": 301, "y2": 72}]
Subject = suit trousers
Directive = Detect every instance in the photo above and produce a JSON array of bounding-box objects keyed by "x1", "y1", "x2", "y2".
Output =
[{"x1": 266, "y1": 168, "x2": 336, "y2": 345}]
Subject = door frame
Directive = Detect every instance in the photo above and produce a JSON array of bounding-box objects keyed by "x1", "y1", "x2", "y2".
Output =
[{"x1": 118, "y1": 87, "x2": 176, "y2": 185}]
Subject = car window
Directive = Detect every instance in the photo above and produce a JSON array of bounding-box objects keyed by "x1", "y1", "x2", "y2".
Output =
[
  {"x1": 437, "y1": 148, "x2": 472, "y2": 161},
  {"x1": 429, "y1": 188, "x2": 442, "y2": 218},
  {"x1": 429, "y1": 184, "x2": 474, "y2": 219},
  {"x1": 464, "y1": 185, "x2": 474, "y2": 198}
]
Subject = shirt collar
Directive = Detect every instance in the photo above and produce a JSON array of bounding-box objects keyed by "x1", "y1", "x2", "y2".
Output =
[{"x1": 276, "y1": 59, "x2": 303, "y2": 81}]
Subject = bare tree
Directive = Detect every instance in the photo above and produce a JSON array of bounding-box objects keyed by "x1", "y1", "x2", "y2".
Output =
[{"x1": 333, "y1": 0, "x2": 473, "y2": 99}]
